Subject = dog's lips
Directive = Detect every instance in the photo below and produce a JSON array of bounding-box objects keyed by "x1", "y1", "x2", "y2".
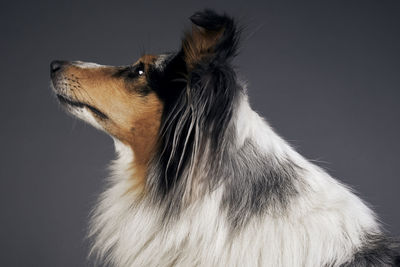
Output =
[
  {"x1": 56, "y1": 94, "x2": 108, "y2": 120},
  {"x1": 57, "y1": 94, "x2": 84, "y2": 108}
]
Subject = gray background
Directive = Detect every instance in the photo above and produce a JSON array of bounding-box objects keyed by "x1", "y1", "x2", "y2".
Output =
[{"x1": 1, "y1": 0, "x2": 399, "y2": 266}]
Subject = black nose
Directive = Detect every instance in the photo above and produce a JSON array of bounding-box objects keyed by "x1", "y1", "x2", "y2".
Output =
[{"x1": 50, "y1": 60, "x2": 67, "y2": 75}]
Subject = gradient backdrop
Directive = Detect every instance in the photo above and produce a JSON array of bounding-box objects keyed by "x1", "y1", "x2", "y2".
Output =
[{"x1": 1, "y1": 0, "x2": 399, "y2": 266}]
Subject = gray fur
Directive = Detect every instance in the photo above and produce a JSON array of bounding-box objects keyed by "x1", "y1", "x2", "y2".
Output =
[
  {"x1": 339, "y1": 233, "x2": 400, "y2": 267},
  {"x1": 220, "y1": 140, "x2": 303, "y2": 229},
  {"x1": 146, "y1": 121, "x2": 304, "y2": 230}
]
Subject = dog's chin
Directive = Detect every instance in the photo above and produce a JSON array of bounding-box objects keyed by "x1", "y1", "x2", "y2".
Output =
[{"x1": 56, "y1": 94, "x2": 107, "y2": 131}]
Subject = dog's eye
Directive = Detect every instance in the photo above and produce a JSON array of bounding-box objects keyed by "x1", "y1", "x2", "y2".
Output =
[
  {"x1": 136, "y1": 62, "x2": 145, "y2": 76},
  {"x1": 127, "y1": 62, "x2": 145, "y2": 78}
]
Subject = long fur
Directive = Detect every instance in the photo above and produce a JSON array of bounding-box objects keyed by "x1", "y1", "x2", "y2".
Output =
[{"x1": 80, "y1": 10, "x2": 400, "y2": 266}]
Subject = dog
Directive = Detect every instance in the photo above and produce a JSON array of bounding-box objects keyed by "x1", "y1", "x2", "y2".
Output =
[{"x1": 50, "y1": 9, "x2": 399, "y2": 267}]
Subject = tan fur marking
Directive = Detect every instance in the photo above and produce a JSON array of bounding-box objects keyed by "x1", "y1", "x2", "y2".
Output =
[
  {"x1": 136, "y1": 54, "x2": 157, "y2": 66},
  {"x1": 183, "y1": 25, "x2": 224, "y2": 70}
]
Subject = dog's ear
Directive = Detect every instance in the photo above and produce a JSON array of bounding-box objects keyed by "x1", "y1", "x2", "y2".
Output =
[
  {"x1": 182, "y1": 9, "x2": 240, "y2": 71},
  {"x1": 152, "y1": 11, "x2": 241, "y2": 197}
]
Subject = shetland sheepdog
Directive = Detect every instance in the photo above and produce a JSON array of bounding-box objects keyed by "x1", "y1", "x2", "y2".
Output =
[{"x1": 50, "y1": 9, "x2": 399, "y2": 267}]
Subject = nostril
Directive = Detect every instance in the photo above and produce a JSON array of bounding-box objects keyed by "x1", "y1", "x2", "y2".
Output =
[{"x1": 50, "y1": 60, "x2": 67, "y2": 74}]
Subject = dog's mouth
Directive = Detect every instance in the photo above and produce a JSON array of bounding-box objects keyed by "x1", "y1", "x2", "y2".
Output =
[{"x1": 57, "y1": 94, "x2": 108, "y2": 120}]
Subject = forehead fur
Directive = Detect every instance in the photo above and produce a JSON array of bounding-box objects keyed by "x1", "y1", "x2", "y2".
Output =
[{"x1": 136, "y1": 54, "x2": 157, "y2": 66}]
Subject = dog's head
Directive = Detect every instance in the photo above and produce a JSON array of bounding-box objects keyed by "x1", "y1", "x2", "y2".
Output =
[
  {"x1": 51, "y1": 10, "x2": 241, "y2": 192},
  {"x1": 51, "y1": 55, "x2": 165, "y2": 168}
]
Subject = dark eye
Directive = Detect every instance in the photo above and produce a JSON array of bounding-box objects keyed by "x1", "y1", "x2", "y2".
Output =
[
  {"x1": 137, "y1": 63, "x2": 145, "y2": 76},
  {"x1": 127, "y1": 62, "x2": 145, "y2": 78}
]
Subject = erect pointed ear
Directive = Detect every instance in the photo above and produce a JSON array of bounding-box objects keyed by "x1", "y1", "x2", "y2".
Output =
[{"x1": 182, "y1": 9, "x2": 240, "y2": 71}]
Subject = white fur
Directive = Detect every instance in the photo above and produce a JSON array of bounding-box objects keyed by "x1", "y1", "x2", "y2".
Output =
[
  {"x1": 73, "y1": 61, "x2": 105, "y2": 69},
  {"x1": 89, "y1": 96, "x2": 381, "y2": 266},
  {"x1": 50, "y1": 81, "x2": 104, "y2": 131},
  {"x1": 70, "y1": 107, "x2": 104, "y2": 130},
  {"x1": 154, "y1": 54, "x2": 169, "y2": 70}
]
